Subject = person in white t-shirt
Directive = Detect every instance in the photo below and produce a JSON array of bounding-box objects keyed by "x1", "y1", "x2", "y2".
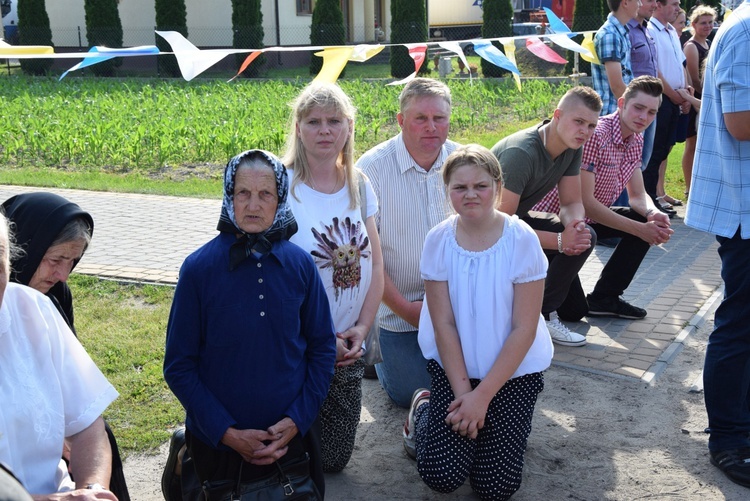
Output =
[
  {"x1": 0, "y1": 214, "x2": 119, "y2": 500},
  {"x1": 403, "y1": 144, "x2": 552, "y2": 500},
  {"x1": 283, "y1": 83, "x2": 384, "y2": 473}
]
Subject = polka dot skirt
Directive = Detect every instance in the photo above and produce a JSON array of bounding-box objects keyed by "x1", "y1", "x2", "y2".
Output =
[{"x1": 415, "y1": 360, "x2": 544, "y2": 501}]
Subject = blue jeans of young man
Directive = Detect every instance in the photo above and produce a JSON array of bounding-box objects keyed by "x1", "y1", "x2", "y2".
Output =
[
  {"x1": 375, "y1": 328, "x2": 431, "y2": 408},
  {"x1": 704, "y1": 230, "x2": 750, "y2": 453}
]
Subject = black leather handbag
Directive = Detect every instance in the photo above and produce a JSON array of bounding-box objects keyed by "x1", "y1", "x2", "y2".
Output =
[{"x1": 201, "y1": 453, "x2": 320, "y2": 501}]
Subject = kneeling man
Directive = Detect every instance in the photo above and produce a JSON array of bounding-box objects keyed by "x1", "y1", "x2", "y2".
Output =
[{"x1": 533, "y1": 75, "x2": 673, "y2": 319}]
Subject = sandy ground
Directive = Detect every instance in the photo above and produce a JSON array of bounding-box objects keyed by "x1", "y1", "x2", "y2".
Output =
[{"x1": 124, "y1": 303, "x2": 750, "y2": 500}]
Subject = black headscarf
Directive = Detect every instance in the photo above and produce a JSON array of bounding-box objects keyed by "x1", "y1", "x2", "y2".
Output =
[
  {"x1": 217, "y1": 149, "x2": 297, "y2": 270},
  {"x1": 1, "y1": 192, "x2": 94, "y2": 332}
]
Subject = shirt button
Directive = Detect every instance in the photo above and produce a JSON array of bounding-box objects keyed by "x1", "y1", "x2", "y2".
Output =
[
  {"x1": 259, "y1": 294, "x2": 264, "y2": 299},
  {"x1": 260, "y1": 312, "x2": 265, "y2": 316},
  {"x1": 257, "y1": 263, "x2": 262, "y2": 268},
  {"x1": 258, "y1": 278, "x2": 263, "y2": 283}
]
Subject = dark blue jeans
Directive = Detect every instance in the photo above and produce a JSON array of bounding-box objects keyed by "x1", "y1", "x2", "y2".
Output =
[{"x1": 704, "y1": 230, "x2": 750, "y2": 452}]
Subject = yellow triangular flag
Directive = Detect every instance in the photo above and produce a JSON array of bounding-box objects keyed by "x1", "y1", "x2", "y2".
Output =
[
  {"x1": 580, "y1": 32, "x2": 600, "y2": 65},
  {"x1": 349, "y1": 44, "x2": 384, "y2": 62},
  {"x1": 502, "y1": 40, "x2": 522, "y2": 92},
  {"x1": 313, "y1": 47, "x2": 355, "y2": 83}
]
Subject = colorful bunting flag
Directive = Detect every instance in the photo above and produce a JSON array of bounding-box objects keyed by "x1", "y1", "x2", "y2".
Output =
[
  {"x1": 526, "y1": 37, "x2": 567, "y2": 64},
  {"x1": 472, "y1": 40, "x2": 520, "y2": 75},
  {"x1": 501, "y1": 40, "x2": 522, "y2": 91},
  {"x1": 60, "y1": 46, "x2": 160, "y2": 80},
  {"x1": 313, "y1": 47, "x2": 355, "y2": 83},
  {"x1": 387, "y1": 44, "x2": 427, "y2": 86},
  {"x1": 580, "y1": 32, "x2": 601, "y2": 65}
]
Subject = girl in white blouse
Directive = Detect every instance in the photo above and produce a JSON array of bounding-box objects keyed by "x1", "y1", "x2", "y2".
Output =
[{"x1": 404, "y1": 144, "x2": 553, "y2": 501}]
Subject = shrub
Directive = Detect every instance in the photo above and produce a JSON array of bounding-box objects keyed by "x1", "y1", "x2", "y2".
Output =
[
  {"x1": 309, "y1": 0, "x2": 346, "y2": 76},
  {"x1": 17, "y1": 0, "x2": 53, "y2": 75},
  {"x1": 232, "y1": 0, "x2": 265, "y2": 78},
  {"x1": 481, "y1": 0, "x2": 514, "y2": 78},
  {"x1": 84, "y1": 0, "x2": 124, "y2": 77},
  {"x1": 390, "y1": 0, "x2": 428, "y2": 78},
  {"x1": 155, "y1": 0, "x2": 188, "y2": 78}
]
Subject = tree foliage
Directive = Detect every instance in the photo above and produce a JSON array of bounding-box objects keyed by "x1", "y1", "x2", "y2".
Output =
[
  {"x1": 17, "y1": 0, "x2": 53, "y2": 75},
  {"x1": 84, "y1": 0, "x2": 124, "y2": 76},
  {"x1": 232, "y1": 0, "x2": 265, "y2": 77},
  {"x1": 481, "y1": 0, "x2": 513, "y2": 78},
  {"x1": 155, "y1": 0, "x2": 188, "y2": 77},
  {"x1": 565, "y1": 0, "x2": 605, "y2": 76},
  {"x1": 309, "y1": 0, "x2": 346, "y2": 76},
  {"x1": 390, "y1": 0, "x2": 428, "y2": 78}
]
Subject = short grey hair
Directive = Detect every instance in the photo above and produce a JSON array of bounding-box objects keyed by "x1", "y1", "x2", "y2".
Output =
[{"x1": 398, "y1": 78, "x2": 452, "y2": 113}]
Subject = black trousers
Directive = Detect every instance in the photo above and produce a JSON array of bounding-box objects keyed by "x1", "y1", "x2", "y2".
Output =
[
  {"x1": 522, "y1": 211, "x2": 597, "y2": 322},
  {"x1": 643, "y1": 99, "x2": 681, "y2": 198},
  {"x1": 588, "y1": 207, "x2": 651, "y2": 299}
]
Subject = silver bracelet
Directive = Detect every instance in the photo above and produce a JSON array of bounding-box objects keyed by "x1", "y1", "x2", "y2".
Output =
[{"x1": 557, "y1": 232, "x2": 564, "y2": 253}]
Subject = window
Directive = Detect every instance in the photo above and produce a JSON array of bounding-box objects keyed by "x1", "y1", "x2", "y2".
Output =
[{"x1": 297, "y1": 0, "x2": 314, "y2": 15}]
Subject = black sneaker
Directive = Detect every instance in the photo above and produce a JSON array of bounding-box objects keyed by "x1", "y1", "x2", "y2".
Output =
[
  {"x1": 586, "y1": 294, "x2": 647, "y2": 319},
  {"x1": 710, "y1": 448, "x2": 750, "y2": 488}
]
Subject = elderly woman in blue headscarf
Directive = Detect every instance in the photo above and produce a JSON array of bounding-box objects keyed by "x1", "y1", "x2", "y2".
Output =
[{"x1": 163, "y1": 150, "x2": 336, "y2": 497}]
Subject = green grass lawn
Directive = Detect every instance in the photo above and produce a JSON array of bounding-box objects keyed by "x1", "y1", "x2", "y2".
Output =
[{"x1": 69, "y1": 275, "x2": 183, "y2": 456}]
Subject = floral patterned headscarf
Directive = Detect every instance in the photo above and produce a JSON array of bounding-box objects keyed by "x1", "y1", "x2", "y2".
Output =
[{"x1": 216, "y1": 149, "x2": 297, "y2": 269}]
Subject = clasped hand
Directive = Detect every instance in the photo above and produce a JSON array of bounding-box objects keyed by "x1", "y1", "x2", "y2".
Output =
[
  {"x1": 222, "y1": 417, "x2": 298, "y2": 465},
  {"x1": 642, "y1": 213, "x2": 673, "y2": 246},
  {"x1": 335, "y1": 324, "x2": 366, "y2": 367},
  {"x1": 445, "y1": 391, "x2": 490, "y2": 441},
  {"x1": 560, "y1": 219, "x2": 591, "y2": 256}
]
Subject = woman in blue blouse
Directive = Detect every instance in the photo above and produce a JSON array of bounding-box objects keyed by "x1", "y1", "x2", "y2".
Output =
[{"x1": 163, "y1": 149, "x2": 336, "y2": 497}]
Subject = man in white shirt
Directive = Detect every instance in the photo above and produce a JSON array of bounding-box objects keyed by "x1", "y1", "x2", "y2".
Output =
[
  {"x1": 643, "y1": 0, "x2": 691, "y2": 209},
  {"x1": 356, "y1": 78, "x2": 459, "y2": 408}
]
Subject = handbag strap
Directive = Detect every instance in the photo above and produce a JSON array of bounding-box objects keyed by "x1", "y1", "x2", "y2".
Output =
[
  {"x1": 231, "y1": 458, "x2": 295, "y2": 498},
  {"x1": 274, "y1": 461, "x2": 294, "y2": 496}
]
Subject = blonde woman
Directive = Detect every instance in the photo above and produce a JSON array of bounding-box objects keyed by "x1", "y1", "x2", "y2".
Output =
[
  {"x1": 681, "y1": 5, "x2": 716, "y2": 199},
  {"x1": 283, "y1": 83, "x2": 384, "y2": 472}
]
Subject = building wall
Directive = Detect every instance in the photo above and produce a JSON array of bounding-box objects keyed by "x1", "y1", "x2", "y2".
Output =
[{"x1": 38, "y1": 0, "x2": 387, "y2": 48}]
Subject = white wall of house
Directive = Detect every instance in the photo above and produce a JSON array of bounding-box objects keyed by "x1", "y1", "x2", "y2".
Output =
[{"x1": 43, "y1": 0, "x2": 389, "y2": 48}]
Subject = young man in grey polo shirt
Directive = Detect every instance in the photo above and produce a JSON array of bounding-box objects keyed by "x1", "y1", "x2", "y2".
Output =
[
  {"x1": 356, "y1": 78, "x2": 459, "y2": 409},
  {"x1": 491, "y1": 86, "x2": 601, "y2": 347}
]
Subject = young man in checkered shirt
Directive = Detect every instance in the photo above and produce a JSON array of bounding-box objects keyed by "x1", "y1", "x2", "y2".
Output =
[{"x1": 533, "y1": 76, "x2": 673, "y2": 319}]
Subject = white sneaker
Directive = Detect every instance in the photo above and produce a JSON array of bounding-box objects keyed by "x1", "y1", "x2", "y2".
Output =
[
  {"x1": 403, "y1": 388, "x2": 430, "y2": 460},
  {"x1": 546, "y1": 312, "x2": 586, "y2": 347}
]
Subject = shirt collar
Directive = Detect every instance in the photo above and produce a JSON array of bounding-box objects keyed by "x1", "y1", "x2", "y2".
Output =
[
  {"x1": 607, "y1": 12, "x2": 630, "y2": 35},
  {"x1": 609, "y1": 111, "x2": 639, "y2": 147},
  {"x1": 649, "y1": 17, "x2": 668, "y2": 32}
]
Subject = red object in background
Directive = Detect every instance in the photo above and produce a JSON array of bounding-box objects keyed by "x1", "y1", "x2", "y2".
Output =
[{"x1": 552, "y1": 0, "x2": 576, "y2": 28}]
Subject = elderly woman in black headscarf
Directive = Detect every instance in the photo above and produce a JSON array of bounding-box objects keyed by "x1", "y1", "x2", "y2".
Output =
[
  {"x1": 1, "y1": 192, "x2": 130, "y2": 501},
  {"x1": 1, "y1": 193, "x2": 93, "y2": 333},
  {"x1": 163, "y1": 150, "x2": 336, "y2": 498}
]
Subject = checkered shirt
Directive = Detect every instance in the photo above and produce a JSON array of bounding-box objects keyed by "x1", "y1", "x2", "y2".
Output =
[
  {"x1": 532, "y1": 113, "x2": 643, "y2": 225},
  {"x1": 593, "y1": 13, "x2": 634, "y2": 115},
  {"x1": 685, "y1": 0, "x2": 750, "y2": 238}
]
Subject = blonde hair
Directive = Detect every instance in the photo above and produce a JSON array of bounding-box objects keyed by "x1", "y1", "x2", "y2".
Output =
[
  {"x1": 689, "y1": 5, "x2": 716, "y2": 33},
  {"x1": 282, "y1": 83, "x2": 359, "y2": 209}
]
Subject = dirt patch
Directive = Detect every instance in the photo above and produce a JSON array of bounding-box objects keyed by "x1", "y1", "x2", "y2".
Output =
[{"x1": 124, "y1": 310, "x2": 748, "y2": 500}]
